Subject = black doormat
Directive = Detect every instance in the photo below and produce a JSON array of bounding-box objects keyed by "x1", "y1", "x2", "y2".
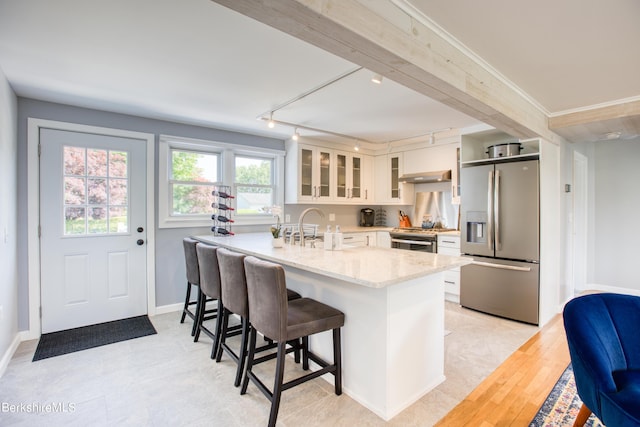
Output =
[{"x1": 33, "y1": 315, "x2": 157, "y2": 361}]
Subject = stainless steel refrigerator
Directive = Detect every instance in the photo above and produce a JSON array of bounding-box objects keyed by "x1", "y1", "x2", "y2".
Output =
[{"x1": 460, "y1": 159, "x2": 540, "y2": 324}]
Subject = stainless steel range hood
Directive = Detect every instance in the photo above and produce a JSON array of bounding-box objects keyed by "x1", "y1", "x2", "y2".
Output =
[{"x1": 399, "y1": 170, "x2": 452, "y2": 183}]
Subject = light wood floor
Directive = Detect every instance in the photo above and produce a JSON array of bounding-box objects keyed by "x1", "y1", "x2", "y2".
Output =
[{"x1": 436, "y1": 313, "x2": 571, "y2": 426}]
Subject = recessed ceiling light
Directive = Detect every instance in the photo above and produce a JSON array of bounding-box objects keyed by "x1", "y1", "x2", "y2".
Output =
[
  {"x1": 371, "y1": 74, "x2": 383, "y2": 84},
  {"x1": 604, "y1": 131, "x2": 622, "y2": 140}
]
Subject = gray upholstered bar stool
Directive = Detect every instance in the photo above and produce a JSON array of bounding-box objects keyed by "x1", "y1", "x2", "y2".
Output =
[
  {"x1": 242, "y1": 256, "x2": 345, "y2": 427},
  {"x1": 181, "y1": 237, "x2": 217, "y2": 337},
  {"x1": 193, "y1": 243, "x2": 223, "y2": 355},
  {"x1": 215, "y1": 248, "x2": 301, "y2": 388}
]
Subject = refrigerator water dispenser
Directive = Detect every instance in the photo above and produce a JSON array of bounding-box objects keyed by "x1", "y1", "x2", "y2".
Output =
[{"x1": 466, "y1": 211, "x2": 487, "y2": 244}]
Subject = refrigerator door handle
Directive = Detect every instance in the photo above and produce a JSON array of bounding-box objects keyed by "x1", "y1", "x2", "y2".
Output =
[
  {"x1": 471, "y1": 261, "x2": 531, "y2": 272},
  {"x1": 494, "y1": 169, "x2": 501, "y2": 250},
  {"x1": 487, "y1": 170, "x2": 494, "y2": 250}
]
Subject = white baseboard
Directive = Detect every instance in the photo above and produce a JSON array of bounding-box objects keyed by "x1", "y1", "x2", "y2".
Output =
[
  {"x1": 0, "y1": 333, "x2": 22, "y2": 379},
  {"x1": 152, "y1": 303, "x2": 183, "y2": 316},
  {"x1": 575, "y1": 284, "x2": 640, "y2": 297}
]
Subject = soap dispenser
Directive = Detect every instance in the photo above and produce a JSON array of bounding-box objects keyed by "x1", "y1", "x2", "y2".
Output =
[
  {"x1": 334, "y1": 225, "x2": 343, "y2": 250},
  {"x1": 324, "y1": 225, "x2": 334, "y2": 251}
]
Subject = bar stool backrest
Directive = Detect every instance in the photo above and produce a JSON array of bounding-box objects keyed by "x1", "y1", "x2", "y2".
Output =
[
  {"x1": 217, "y1": 248, "x2": 249, "y2": 317},
  {"x1": 243, "y1": 256, "x2": 289, "y2": 343},
  {"x1": 195, "y1": 244, "x2": 221, "y2": 299},
  {"x1": 183, "y1": 237, "x2": 200, "y2": 286}
]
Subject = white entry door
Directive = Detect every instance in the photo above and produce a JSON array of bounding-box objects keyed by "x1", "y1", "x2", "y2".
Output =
[{"x1": 40, "y1": 128, "x2": 148, "y2": 333}]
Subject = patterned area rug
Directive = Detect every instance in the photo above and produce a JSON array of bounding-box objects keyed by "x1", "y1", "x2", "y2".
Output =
[
  {"x1": 530, "y1": 364, "x2": 604, "y2": 426},
  {"x1": 33, "y1": 315, "x2": 157, "y2": 361}
]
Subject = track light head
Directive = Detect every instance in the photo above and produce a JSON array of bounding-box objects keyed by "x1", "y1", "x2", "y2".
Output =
[
  {"x1": 354, "y1": 142, "x2": 360, "y2": 151},
  {"x1": 292, "y1": 128, "x2": 300, "y2": 141},
  {"x1": 267, "y1": 112, "x2": 275, "y2": 129}
]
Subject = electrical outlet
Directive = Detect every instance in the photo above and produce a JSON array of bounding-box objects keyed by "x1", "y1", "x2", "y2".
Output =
[
  {"x1": 329, "y1": 213, "x2": 336, "y2": 221},
  {"x1": 285, "y1": 214, "x2": 291, "y2": 223}
]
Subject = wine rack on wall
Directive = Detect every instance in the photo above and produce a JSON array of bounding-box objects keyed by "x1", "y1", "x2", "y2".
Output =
[{"x1": 211, "y1": 185, "x2": 234, "y2": 236}]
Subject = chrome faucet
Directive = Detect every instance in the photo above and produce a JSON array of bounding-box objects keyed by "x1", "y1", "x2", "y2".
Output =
[{"x1": 298, "y1": 207, "x2": 325, "y2": 247}]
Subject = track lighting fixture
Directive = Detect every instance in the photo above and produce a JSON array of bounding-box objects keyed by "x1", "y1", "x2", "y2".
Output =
[
  {"x1": 267, "y1": 112, "x2": 275, "y2": 129},
  {"x1": 292, "y1": 128, "x2": 300, "y2": 141},
  {"x1": 371, "y1": 73, "x2": 383, "y2": 84},
  {"x1": 354, "y1": 142, "x2": 360, "y2": 151},
  {"x1": 428, "y1": 133, "x2": 435, "y2": 145}
]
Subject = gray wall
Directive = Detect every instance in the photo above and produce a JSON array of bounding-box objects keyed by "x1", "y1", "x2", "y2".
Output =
[
  {"x1": 0, "y1": 67, "x2": 18, "y2": 360},
  {"x1": 16, "y1": 98, "x2": 284, "y2": 330},
  {"x1": 591, "y1": 137, "x2": 640, "y2": 292}
]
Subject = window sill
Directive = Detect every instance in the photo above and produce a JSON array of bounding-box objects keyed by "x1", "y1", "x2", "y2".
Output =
[{"x1": 158, "y1": 215, "x2": 275, "y2": 229}]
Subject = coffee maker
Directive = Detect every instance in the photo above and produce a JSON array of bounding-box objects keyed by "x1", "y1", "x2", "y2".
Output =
[{"x1": 360, "y1": 208, "x2": 375, "y2": 227}]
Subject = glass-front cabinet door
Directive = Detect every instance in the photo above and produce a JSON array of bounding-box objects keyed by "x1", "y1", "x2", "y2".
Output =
[
  {"x1": 336, "y1": 153, "x2": 347, "y2": 199},
  {"x1": 300, "y1": 148, "x2": 313, "y2": 198},
  {"x1": 390, "y1": 155, "x2": 400, "y2": 199},
  {"x1": 351, "y1": 156, "x2": 361, "y2": 199},
  {"x1": 318, "y1": 150, "x2": 331, "y2": 199},
  {"x1": 297, "y1": 145, "x2": 332, "y2": 202}
]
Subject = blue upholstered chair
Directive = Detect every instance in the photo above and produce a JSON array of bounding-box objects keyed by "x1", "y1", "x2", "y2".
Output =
[{"x1": 563, "y1": 293, "x2": 640, "y2": 427}]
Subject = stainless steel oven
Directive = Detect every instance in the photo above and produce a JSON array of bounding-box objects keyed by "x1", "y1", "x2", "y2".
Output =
[{"x1": 390, "y1": 229, "x2": 438, "y2": 253}]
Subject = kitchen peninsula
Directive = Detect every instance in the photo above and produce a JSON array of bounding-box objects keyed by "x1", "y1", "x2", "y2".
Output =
[{"x1": 194, "y1": 233, "x2": 469, "y2": 421}]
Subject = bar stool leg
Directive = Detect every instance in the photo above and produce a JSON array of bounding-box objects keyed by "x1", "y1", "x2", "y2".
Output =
[
  {"x1": 193, "y1": 289, "x2": 206, "y2": 342},
  {"x1": 211, "y1": 299, "x2": 224, "y2": 359},
  {"x1": 268, "y1": 342, "x2": 287, "y2": 427},
  {"x1": 180, "y1": 281, "x2": 192, "y2": 323},
  {"x1": 333, "y1": 328, "x2": 342, "y2": 395},
  {"x1": 240, "y1": 328, "x2": 257, "y2": 395},
  {"x1": 302, "y1": 336, "x2": 310, "y2": 370},
  {"x1": 216, "y1": 308, "x2": 230, "y2": 362},
  {"x1": 191, "y1": 288, "x2": 203, "y2": 337},
  {"x1": 234, "y1": 317, "x2": 250, "y2": 387}
]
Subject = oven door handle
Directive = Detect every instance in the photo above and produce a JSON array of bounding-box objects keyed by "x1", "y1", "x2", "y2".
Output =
[{"x1": 391, "y1": 238, "x2": 433, "y2": 246}]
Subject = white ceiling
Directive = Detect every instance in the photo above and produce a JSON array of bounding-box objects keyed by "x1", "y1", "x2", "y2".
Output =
[{"x1": 0, "y1": 0, "x2": 638, "y2": 146}]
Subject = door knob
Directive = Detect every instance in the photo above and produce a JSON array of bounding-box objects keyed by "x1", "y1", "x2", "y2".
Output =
[
  {"x1": 137, "y1": 239, "x2": 145, "y2": 246},
  {"x1": 137, "y1": 227, "x2": 144, "y2": 233}
]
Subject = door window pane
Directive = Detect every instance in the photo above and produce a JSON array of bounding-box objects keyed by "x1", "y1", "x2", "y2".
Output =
[
  {"x1": 88, "y1": 207, "x2": 107, "y2": 234},
  {"x1": 109, "y1": 151, "x2": 128, "y2": 178},
  {"x1": 63, "y1": 145, "x2": 130, "y2": 236},
  {"x1": 88, "y1": 178, "x2": 107, "y2": 204},
  {"x1": 110, "y1": 179, "x2": 128, "y2": 205},
  {"x1": 64, "y1": 146, "x2": 85, "y2": 175},
  {"x1": 64, "y1": 207, "x2": 86, "y2": 235},
  {"x1": 64, "y1": 177, "x2": 85, "y2": 204},
  {"x1": 87, "y1": 149, "x2": 107, "y2": 176}
]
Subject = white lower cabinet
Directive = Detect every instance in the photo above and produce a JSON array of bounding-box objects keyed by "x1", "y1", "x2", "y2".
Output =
[
  {"x1": 437, "y1": 234, "x2": 461, "y2": 303},
  {"x1": 376, "y1": 231, "x2": 391, "y2": 248},
  {"x1": 342, "y1": 232, "x2": 376, "y2": 247}
]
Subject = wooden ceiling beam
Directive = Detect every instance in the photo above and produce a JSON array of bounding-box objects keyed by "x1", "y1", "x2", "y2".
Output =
[{"x1": 211, "y1": 0, "x2": 567, "y2": 144}]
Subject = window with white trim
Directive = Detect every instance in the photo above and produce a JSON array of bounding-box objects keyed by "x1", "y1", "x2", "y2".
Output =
[
  {"x1": 169, "y1": 148, "x2": 220, "y2": 216},
  {"x1": 158, "y1": 135, "x2": 284, "y2": 228},
  {"x1": 234, "y1": 154, "x2": 275, "y2": 216}
]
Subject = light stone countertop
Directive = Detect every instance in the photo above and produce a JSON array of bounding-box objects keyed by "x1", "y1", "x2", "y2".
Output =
[{"x1": 193, "y1": 232, "x2": 469, "y2": 289}]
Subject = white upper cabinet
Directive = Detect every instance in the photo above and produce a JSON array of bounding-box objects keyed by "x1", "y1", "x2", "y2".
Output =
[
  {"x1": 335, "y1": 150, "x2": 373, "y2": 204},
  {"x1": 286, "y1": 142, "x2": 373, "y2": 204},
  {"x1": 286, "y1": 142, "x2": 334, "y2": 204},
  {"x1": 374, "y1": 154, "x2": 414, "y2": 205}
]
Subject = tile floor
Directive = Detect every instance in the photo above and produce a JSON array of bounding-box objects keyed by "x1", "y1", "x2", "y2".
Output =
[{"x1": 0, "y1": 302, "x2": 537, "y2": 426}]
